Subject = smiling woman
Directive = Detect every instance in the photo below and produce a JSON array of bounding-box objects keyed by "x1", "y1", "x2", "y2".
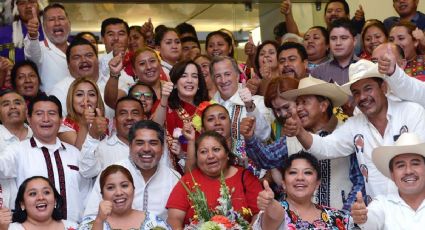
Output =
[
  {"x1": 7, "y1": 176, "x2": 78, "y2": 230},
  {"x1": 78, "y1": 165, "x2": 171, "y2": 230}
]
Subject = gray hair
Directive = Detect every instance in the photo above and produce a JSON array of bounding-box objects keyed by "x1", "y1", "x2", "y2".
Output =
[{"x1": 209, "y1": 56, "x2": 240, "y2": 81}]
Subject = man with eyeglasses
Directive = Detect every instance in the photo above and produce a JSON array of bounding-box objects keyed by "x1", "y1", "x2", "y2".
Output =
[
  {"x1": 384, "y1": 0, "x2": 425, "y2": 30},
  {"x1": 128, "y1": 83, "x2": 157, "y2": 118}
]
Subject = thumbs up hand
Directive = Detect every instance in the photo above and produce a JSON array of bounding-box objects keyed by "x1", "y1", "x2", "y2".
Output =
[
  {"x1": 354, "y1": 5, "x2": 365, "y2": 21},
  {"x1": 257, "y1": 180, "x2": 275, "y2": 211},
  {"x1": 89, "y1": 108, "x2": 108, "y2": 140},
  {"x1": 280, "y1": 0, "x2": 292, "y2": 16},
  {"x1": 282, "y1": 108, "x2": 301, "y2": 137},
  {"x1": 240, "y1": 116, "x2": 256, "y2": 140},
  {"x1": 378, "y1": 43, "x2": 396, "y2": 76},
  {"x1": 27, "y1": 6, "x2": 39, "y2": 39},
  {"x1": 351, "y1": 191, "x2": 368, "y2": 224}
]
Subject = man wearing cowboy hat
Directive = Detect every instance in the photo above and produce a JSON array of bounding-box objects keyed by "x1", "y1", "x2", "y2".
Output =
[
  {"x1": 351, "y1": 132, "x2": 425, "y2": 229},
  {"x1": 242, "y1": 76, "x2": 364, "y2": 211},
  {"x1": 284, "y1": 59, "x2": 425, "y2": 200}
]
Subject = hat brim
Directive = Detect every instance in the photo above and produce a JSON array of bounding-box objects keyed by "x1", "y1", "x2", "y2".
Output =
[
  {"x1": 280, "y1": 83, "x2": 349, "y2": 107},
  {"x1": 341, "y1": 75, "x2": 385, "y2": 95},
  {"x1": 372, "y1": 143, "x2": 425, "y2": 179}
]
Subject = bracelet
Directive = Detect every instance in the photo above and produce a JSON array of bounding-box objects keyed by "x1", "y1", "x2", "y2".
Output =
[{"x1": 110, "y1": 72, "x2": 121, "y2": 80}]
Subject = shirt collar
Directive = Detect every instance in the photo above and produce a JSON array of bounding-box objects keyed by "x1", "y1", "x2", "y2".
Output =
[
  {"x1": 0, "y1": 124, "x2": 32, "y2": 142},
  {"x1": 128, "y1": 156, "x2": 162, "y2": 183},
  {"x1": 106, "y1": 133, "x2": 127, "y2": 146},
  {"x1": 330, "y1": 55, "x2": 359, "y2": 68},
  {"x1": 212, "y1": 83, "x2": 244, "y2": 106},
  {"x1": 30, "y1": 136, "x2": 66, "y2": 151}
]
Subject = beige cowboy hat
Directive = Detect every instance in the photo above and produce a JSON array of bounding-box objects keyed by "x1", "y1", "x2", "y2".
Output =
[
  {"x1": 341, "y1": 59, "x2": 385, "y2": 95},
  {"x1": 280, "y1": 75, "x2": 348, "y2": 107},
  {"x1": 372, "y1": 132, "x2": 425, "y2": 179}
]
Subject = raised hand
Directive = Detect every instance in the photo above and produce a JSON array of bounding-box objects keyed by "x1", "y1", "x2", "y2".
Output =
[
  {"x1": 354, "y1": 5, "x2": 365, "y2": 21},
  {"x1": 244, "y1": 35, "x2": 256, "y2": 57},
  {"x1": 280, "y1": 0, "x2": 292, "y2": 16},
  {"x1": 182, "y1": 121, "x2": 196, "y2": 142},
  {"x1": 378, "y1": 43, "x2": 396, "y2": 76},
  {"x1": 257, "y1": 180, "x2": 275, "y2": 211},
  {"x1": 351, "y1": 191, "x2": 368, "y2": 224},
  {"x1": 240, "y1": 116, "x2": 256, "y2": 140},
  {"x1": 141, "y1": 18, "x2": 154, "y2": 40},
  {"x1": 89, "y1": 108, "x2": 108, "y2": 140},
  {"x1": 81, "y1": 104, "x2": 96, "y2": 127},
  {"x1": 246, "y1": 77, "x2": 261, "y2": 96},
  {"x1": 169, "y1": 139, "x2": 183, "y2": 158},
  {"x1": 259, "y1": 59, "x2": 272, "y2": 79},
  {"x1": 239, "y1": 87, "x2": 255, "y2": 111},
  {"x1": 282, "y1": 108, "x2": 301, "y2": 137},
  {"x1": 96, "y1": 200, "x2": 113, "y2": 222},
  {"x1": 0, "y1": 208, "x2": 12, "y2": 230},
  {"x1": 108, "y1": 54, "x2": 124, "y2": 77},
  {"x1": 27, "y1": 6, "x2": 39, "y2": 39},
  {"x1": 160, "y1": 81, "x2": 174, "y2": 103}
]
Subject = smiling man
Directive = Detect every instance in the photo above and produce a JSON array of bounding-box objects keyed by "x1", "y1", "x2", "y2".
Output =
[
  {"x1": 352, "y1": 132, "x2": 425, "y2": 229},
  {"x1": 24, "y1": 3, "x2": 72, "y2": 92},
  {"x1": 277, "y1": 42, "x2": 308, "y2": 80},
  {"x1": 384, "y1": 0, "x2": 425, "y2": 30},
  {"x1": 0, "y1": 94, "x2": 89, "y2": 222},
  {"x1": 83, "y1": 120, "x2": 179, "y2": 220},
  {"x1": 0, "y1": 90, "x2": 32, "y2": 209},
  {"x1": 284, "y1": 59, "x2": 425, "y2": 200}
]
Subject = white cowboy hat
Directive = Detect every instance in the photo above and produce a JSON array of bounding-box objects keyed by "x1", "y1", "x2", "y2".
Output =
[
  {"x1": 280, "y1": 75, "x2": 348, "y2": 107},
  {"x1": 341, "y1": 59, "x2": 385, "y2": 95},
  {"x1": 372, "y1": 132, "x2": 425, "y2": 179}
]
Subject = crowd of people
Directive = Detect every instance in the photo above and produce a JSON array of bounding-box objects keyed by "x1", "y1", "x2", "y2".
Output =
[{"x1": 0, "y1": 0, "x2": 424, "y2": 229}]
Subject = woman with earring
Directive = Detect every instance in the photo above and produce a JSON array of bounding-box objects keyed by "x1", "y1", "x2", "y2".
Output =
[
  {"x1": 254, "y1": 152, "x2": 354, "y2": 230},
  {"x1": 2, "y1": 176, "x2": 78, "y2": 230},
  {"x1": 152, "y1": 60, "x2": 208, "y2": 174}
]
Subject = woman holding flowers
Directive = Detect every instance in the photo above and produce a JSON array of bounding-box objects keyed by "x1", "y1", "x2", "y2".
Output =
[
  {"x1": 152, "y1": 60, "x2": 209, "y2": 174},
  {"x1": 166, "y1": 131, "x2": 262, "y2": 229}
]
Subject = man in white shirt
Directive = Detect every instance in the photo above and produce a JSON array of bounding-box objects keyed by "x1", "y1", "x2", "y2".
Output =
[
  {"x1": 284, "y1": 59, "x2": 425, "y2": 200},
  {"x1": 79, "y1": 96, "x2": 144, "y2": 178},
  {"x1": 0, "y1": 90, "x2": 32, "y2": 209},
  {"x1": 211, "y1": 56, "x2": 273, "y2": 176},
  {"x1": 83, "y1": 120, "x2": 179, "y2": 220},
  {"x1": 351, "y1": 132, "x2": 425, "y2": 229},
  {"x1": 24, "y1": 3, "x2": 71, "y2": 92},
  {"x1": 0, "y1": 95, "x2": 89, "y2": 222}
]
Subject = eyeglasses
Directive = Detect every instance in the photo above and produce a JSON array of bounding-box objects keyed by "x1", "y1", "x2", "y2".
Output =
[{"x1": 132, "y1": 92, "x2": 153, "y2": 100}]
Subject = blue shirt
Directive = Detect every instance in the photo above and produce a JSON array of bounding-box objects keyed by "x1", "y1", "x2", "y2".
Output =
[{"x1": 384, "y1": 11, "x2": 425, "y2": 30}]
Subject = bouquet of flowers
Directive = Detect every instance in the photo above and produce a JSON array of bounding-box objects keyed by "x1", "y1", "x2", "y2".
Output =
[{"x1": 180, "y1": 172, "x2": 252, "y2": 230}]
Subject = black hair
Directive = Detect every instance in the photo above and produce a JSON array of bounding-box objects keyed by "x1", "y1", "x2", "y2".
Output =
[
  {"x1": 180, "y1": 36, "x2": 201, "y2": 49},
  {"x1": 195, "y1": 131, "x2": 236, "y2": 165},
  {"x1": 175, "y1": 22, "x2": 198, "y2": 39},
  {"x1": 324, "y1": 0, "x2": 350, "y2": 16},
  {"x1": 28, "y1": 94, "x2": 62, "y2": 118},
  {"x1": 277, "y1": 41, "x2": 308, "y2": 61},
  {"x1": 101, "y1": 17, "x2": 130, "y2": 37},
  {"x1": 66, "y1": 37, "x2": 98, "y2": 63},
  {"x1": 329, "y1": 18, "x2": 357, "y2": 38},
  {"x1": 128, "y1": 120, "x2": 164, "y2": 145},
  {"x1": 13, "y1": 176, "x2": 64, "y2": 223},
  {"x1": 315, "y1": 95, "x2": 334, "y2": 120},
  {"x1": 205, "y1": 30, "x2": 234, "y2": 58},
  {"x1": 154, "y1": 27, "x2": 179, "y2": 46},
  {"x1": 11, "y1": 60, "x2": 42, "y2": 89},
  {"x1": 168, "y1": 60, "x2": 208, "y2": 109},
  {"x1": 201, "y1": 104, "x2": 229, "y2": 128},
  {"x1": 74, "y1": 31, "x2": 98, "y2": 45},
  {"x1": 306, "y1": 26, "x2": 330, "y2": 45},
  {"x1": 282, "y1": 151, "x2": 321, "y2": 181},
  {"x1": 389, "y1": 155, "x2": 425, "y2": 172},
  {"x1": 273, "y1": 21, "x2": 288, "y2": 39},
  {"x1": 254, "y1": 40, "x2": 279, "y2": 78},
  {"x1": 128, "y1": 82, "x2": 158, "y2": 103},
  {"x1": 115, "y1": 95, "x2": 145, "y2": 116}
]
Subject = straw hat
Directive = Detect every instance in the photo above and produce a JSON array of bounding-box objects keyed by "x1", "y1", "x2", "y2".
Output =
[
  {"x1": 372, "y1": 133, "x2": 425, "y2": 179},
  {"x1": 341, "y1": 59, "x2": 385, "y2": 95},
  {"x1": 280, "y1": 75, "x2": 348, "y2": 107}
]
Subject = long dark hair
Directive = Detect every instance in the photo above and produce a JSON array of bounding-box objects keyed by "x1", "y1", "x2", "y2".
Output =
[
  {"x1": 195, "y1": 131, "x2": 236, "y2": 165},
  {"x1": 13, "y1": 176, "x2": 64, "y2": 223},
  {"x1": 168, "y1": 60, "x2": 208, "y2": 109}
]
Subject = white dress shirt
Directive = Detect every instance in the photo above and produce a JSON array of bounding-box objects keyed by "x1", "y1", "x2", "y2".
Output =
[
  {"x1": 385, "y1": 65, "x2": 425, "y2": 107},
  {"x1": 360, "y1": 193, "x2": 425, "y2": 230},
  {"x1": 79, "y1": 134, "x2": 172, "y2": 179},
  {"x1": 0, "y1": 125, "x2": 32, "y2": 209},
  {"x1": 24, "y1": 35, "x2": 71, "y2": 93},
  {"x1": 83, "y1": 158, "x2": 179, "y2": 220},
  {"x1": 308, "y1": 99, "x2": 425, "y2": 198},
  {"x1": 0, "y1": 137, "x2": 89, "y2": 222},
  {"x1": 212, "y1": 84, "x2": 273, "y2": 141}
]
